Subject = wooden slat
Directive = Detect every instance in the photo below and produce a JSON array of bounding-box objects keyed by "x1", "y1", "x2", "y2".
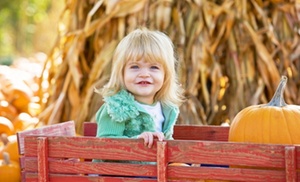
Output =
[
  {"x1": 24, "y1": 136, "x2": 299, "y2": 170},
  {"x1": 17, "y1": 121, "x2": 76, "y2": 155},
  {"x1": 82, "y1": 122, "x2": 229, "y2": 141},
  {"x1": 83, "y1": 122, "x2": 97, "y2": 137},
  {"x1": 167, "y1": 140, "x2": 287, "y2": 168},
  {"x1": 24, "y1": 136, "x2": 157, "y2": 161},
  {"x1": 25, "y1": 173, "x2": 157, "y2": 182},
  {"x1": 296, "y1": 146, "x2": 300, "y2": 171},
  {"x1": 167, "y1": 166, "x2": 286, "y2": 182},
  {"x1": 285, "y1": 146, "x2": 297, "y2": 182},
  {"x1": 24, "y1": 173, "x2": 38, "y2": 182},
  {"x1": 157, "y1": 141, "x2": 167, "y2": 182},
  {"x1": 37, "y1": 137, "x2": 49, "y2": 182},
  {"x1": 48, "y1": 175, "x2": 157, "y2": 182},
  {"x1": 24, "y1": 159, "x2": 157, "y2": 176},
  {"x1": 173, "y1": 125, "x2": 229, "y2": 141},
  {"x1": 24, "y1": 166, "x2": 297, "y2": 182}
]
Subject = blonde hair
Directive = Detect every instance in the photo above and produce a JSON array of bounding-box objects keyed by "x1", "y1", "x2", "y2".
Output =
[{"x1": 96, "y1": 27, "x2": 185, "y2": 106}]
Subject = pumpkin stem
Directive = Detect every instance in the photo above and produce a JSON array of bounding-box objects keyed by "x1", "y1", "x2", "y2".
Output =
[
  {"x1": 0, "y1": 133, "x2": 9, "y2": 145},
  {"x1": 3, "y1": 152, "x2": 10, "y2": 165},
  {"x1": 267, "y1": 76, "x2": 287, "y2": 107}
]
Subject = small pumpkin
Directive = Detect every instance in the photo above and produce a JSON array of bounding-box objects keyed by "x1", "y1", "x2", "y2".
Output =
[
  {"x1": 229, "y1": 76, "x2": 300, "y2": 144},
  {"x1": 0, "y1": 116, "x2": 14, "y2": 136},
  {"x1": 0, "y1": 152, "x2": 21, "y2": 182},
  {"x1": 1, "y1": 76, "x2": 33, "y2": 113},
  {"x1": 0, "y1": 135, "x2": 19, "y2": 163},
  {"x1": 0, "y1": 101, "x2": 18, "y2": 121}
]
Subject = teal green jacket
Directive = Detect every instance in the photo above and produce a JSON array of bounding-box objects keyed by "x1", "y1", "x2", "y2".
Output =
[{"x1": 95, "y1": 89, "x2": 179, "y2": 140}]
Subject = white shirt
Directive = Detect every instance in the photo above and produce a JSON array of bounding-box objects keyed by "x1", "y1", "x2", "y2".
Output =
[{"x1": 135, "y1": 101, "x2": 165, "y2": 132}]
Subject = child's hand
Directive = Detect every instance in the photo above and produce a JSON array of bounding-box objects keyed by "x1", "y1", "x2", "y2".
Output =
[{"x1": 137, "y1": 132, "x2": 164, "y2": 148}]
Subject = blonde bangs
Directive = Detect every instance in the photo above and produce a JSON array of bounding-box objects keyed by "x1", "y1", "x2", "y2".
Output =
[{"x1": 123, "y1": 35, "x2": 166, "y2": 66}]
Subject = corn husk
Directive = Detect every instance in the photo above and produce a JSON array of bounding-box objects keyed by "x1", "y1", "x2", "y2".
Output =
[{"x1": 38, "y1": 0, "x2": 300, "y2": 133}]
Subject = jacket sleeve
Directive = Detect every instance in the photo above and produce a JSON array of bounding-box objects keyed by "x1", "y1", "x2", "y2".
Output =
[
  {"x1": 162, "y1": 106, "x2": 179, "y2": 140},
  {"x1": 95, "y1": 104, "x2": 130, "y2": 138}
]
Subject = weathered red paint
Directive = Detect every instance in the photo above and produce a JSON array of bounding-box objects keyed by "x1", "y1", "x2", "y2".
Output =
[{"x1": 18, "y1": 122, "x2": 300, "y2": 181}]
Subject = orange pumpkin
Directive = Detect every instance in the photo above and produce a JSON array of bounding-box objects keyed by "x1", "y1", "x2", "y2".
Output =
[
  {"x1": 0, "y1": 135, "x2": 19, "y2": 163},
  {"x1": 1, "y1": 76, "x2": 33, "y2": 113},
  {"x1": 0, "y1": 152, "x2": 21, "y2": 182},
  {"x1": 229, "y1": 76, "x2": 300, "y2": 144},
  {"x1": 0, "y1": 101, "x2": 18, "y2": 121},
  {"x1": 0, "y1": 116, "x2": 14, "y2": 135}
]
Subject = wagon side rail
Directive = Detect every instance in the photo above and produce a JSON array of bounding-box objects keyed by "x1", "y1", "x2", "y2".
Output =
[
  {"x1": 83, "y1": 122, "x2": 229, "y2": 141},
  {"x1": 23, "y1": 135, "x2": 300, "y2": 182}
]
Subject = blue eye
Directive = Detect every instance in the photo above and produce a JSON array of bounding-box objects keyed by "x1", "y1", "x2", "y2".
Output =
[
  {"x1": 130, "y1": 65, "x2": 139, "y2": 69},
  {"x1": 150, "y1": 66, "x2": 159, "y2": 69}
]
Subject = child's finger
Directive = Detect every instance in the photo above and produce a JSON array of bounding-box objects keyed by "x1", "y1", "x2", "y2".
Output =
[
  {"x1": 147, "y1": 135, "x2": 154, "y2": 148},
  {"x1": 138, "y1": 132, "x2": 164, "y2": 148},
  {"x1": 138, "y1": 133, "x2": 148, "y2": 146},
  {"x1": 153, "y1": 132, "x2": 164, "y2": 141}
]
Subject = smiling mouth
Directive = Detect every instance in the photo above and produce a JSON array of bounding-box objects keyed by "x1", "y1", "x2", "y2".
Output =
[{"x1": 138, "y1": 81, "x2": 151, "y2": 84}]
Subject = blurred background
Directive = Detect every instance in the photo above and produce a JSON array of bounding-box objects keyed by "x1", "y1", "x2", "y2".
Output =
[
  {"x1": 0, "y1": 1, "x2": 299, "y2": 178},
  {"x1": 0, "y1": 0, "x2": 299, "y2": 135},
  {"x1": 0, "y1": 0, "x2": 64, "y2": 61}
]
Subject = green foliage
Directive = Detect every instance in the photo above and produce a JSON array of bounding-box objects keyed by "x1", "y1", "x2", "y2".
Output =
[{"x1": 0, "y1": 0, "x2": 52, "y2": 58}]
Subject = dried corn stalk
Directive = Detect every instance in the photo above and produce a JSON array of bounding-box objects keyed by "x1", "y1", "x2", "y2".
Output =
[{"x1": 38, "y1": 0, "x2": 300, "y2": 133}]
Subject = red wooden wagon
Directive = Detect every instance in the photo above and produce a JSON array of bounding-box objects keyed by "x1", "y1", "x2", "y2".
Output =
[{"x1": 17, "y1": 121, "x2": 300, "y2": 182}]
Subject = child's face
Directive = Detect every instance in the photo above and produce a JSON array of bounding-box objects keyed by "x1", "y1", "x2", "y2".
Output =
[{"x1": 124, "y1": 58, "x2": 165, "y2": 104}]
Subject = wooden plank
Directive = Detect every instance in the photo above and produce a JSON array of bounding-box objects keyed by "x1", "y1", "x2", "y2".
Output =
[
  {"x1": 82, "y1": 122, "x2": 229, "y2": 141},
  {"x1": 17, "y1": 121, "x2": 76, "y2": 155},
  {"x1": 285, "y1": 146, "x2": 297, "y2": 182},
  {"x1": 24, "y1": 159, "x2": 157, "y2": 176},
  {"x1": 20, "y1": 156, "x2": 27, "y2": 182},
  {"x1": 24, "y1": 173, "x2": 38, "y2": 182},
  {"x1": 25, "y1": 173, "x2": 157, "y2": 182},
  {"x1": 167, "y1": 140, "x2": 287, "y2": 168},
  {"x1": 166, "y1": 166, "x2": 286, "y2": 182},
  {"x1": 24, "y1": 136, "x2": 157, "y2": 161},
  {"x1": 296, "y1": 146, "x2": 300, "y2": 171},
  {"x1": 23, "y1": 158, "x2": 80, "y2": 172},
  {"x1": 48, "y1": 176, "x2": 157, "y2": 182},
  {"x1": 24, "y1": 155, "x2": 294, "y2": 181},
  {"x1": 157, "y1": 141, "x2": 167, "y2": 182},
  {"x1": 173, "y1": 125, "x2": 229, "y2": 141},
  {"x1": 25, "y1": 137, "x2": 298, "y2": 168},
  {"x1": 24, "y1": 165, "x2": 294, "y2": 182},
  {"x1": 37, "y1": 137, "x2": 49, "y2": 182},
  {"x1": 83, "y1": 122, "x2": 97, "y2": 137}
]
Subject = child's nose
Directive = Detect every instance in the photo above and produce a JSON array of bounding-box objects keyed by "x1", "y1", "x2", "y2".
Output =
[{"x1": 139, "y1": 69, "x2": 150, "y2": 77}]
